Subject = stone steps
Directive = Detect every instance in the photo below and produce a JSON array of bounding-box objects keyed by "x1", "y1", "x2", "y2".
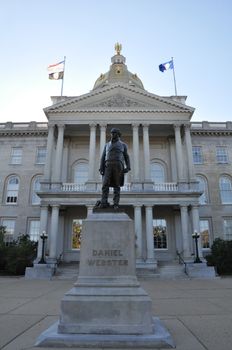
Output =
[
  {"x1": 55, "y1": 261, "x2": 189, "y2": 280},
  {"x1": 158, "y1": 262, "x2": 187, "y2": 279}
]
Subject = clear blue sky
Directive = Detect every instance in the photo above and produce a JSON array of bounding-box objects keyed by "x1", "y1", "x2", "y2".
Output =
[{"x1": 1, "y1": 0, "x2": 231, "y2": 123}]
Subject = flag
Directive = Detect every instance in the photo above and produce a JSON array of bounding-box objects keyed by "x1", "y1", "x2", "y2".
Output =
[
  {"x1": 159, "y1": 60, "x2": 173, "y2": 72},
  {"x1": 47, "y1": 60, "x2": 64, "y2": 80},
  {"x1": 48, "y1": 71, "x2": 64, "y2": 80}
]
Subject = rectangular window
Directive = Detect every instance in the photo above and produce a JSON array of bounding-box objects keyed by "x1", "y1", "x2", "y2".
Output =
[
  {"x1": 11, "y1": 147, "x2": 22, "y2": 164},
  {"x1": 72, "y1": 219, "x2": 82, "y2": 249},
  {"x1": 36, "y1": 147, "x2": 47, "y2": 164},
  {"x1": 200, "y1": 219, "x2": 210, "y2": 249},
  {"x1": 29, "y1": 220, "x2": 40, "y2": 241},
  {"x1": 153, "y1": 219, "x2": 167, "y2": 249},
  {"x1": 2, "y1": 219, "x2": 16, "y2": 244},
  {"x1": 223, "y1": 218, "x2": 232, "y2": 241},
  {"x1": 216, "y1": 147, "x2": 228, "y2": 164},
  {"x1": 192, "y1": 146, "x2": 203, "y2": 164}
]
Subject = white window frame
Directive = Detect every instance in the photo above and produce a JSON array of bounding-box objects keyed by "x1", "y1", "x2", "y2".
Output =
[
  {"x1": 36, "y1": 147, "x2": 47, "y2": 164},
  {"x1": 31, "y1": 176, "x2": 42, "y2": 205},
  {"x1": 6, "y1": 176, "x2": 19, "y2": 204},
  {"x1": 216, "y1": 147, "x2": 228, "y2": 164},
  {"x1": 71, "y1": 219, "x2": 83, "y2": 250},
  {"x1": 11, "y1": 147, "x2": 22, "y2": 164},
  {"x1": 199, "y1": 219, "x2": 211, "y2": 249},
  {"x1": 28, "y1": 219, "x2": 40, "y2": 242},
  {"x1": 150, "y1": 162, "x2": 165, "y2": 183},
  {"x1": 2, "y1": 219, "x2": 16, "y2": 243},
  {"x1": 196, "y1": 175, "x2": 209, "y2": 205},
  {"x1": 73, "y1": 162, "x2": 89, "y2": 185},
  {"x1": 192, "y1": 146, "x2": 203, "y2": 164},
  {"x1": 153, "y1": 218, "x2": 168, "y2": 250},
  {"x1": 223, "y1": 218, "x2": 232, "y2": 241},
  {"x1": 219, "y1": 176, "x2": 232, "y2": 204}
]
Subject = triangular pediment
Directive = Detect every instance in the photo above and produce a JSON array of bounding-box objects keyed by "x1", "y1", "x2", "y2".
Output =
[
  {"x1": 44, "y1": 84, "x2": 194, "y2": 115},
  {"x1": 89, "y1": 94, "x2": 148, "y2": 108}
]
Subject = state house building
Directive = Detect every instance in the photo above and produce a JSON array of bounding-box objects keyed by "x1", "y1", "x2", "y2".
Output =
[{"x1": 1, "y1": 46, "x2": 232, "y2": 272}]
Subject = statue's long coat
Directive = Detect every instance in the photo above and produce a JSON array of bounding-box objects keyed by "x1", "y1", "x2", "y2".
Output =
[{"x1": 100, "y1": 140, "x2": 130, "y2": 187}]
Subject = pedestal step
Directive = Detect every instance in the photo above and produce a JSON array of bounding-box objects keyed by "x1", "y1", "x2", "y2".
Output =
[{"x1": 55, "y1": 263, "x2": 79, "y2": 280}]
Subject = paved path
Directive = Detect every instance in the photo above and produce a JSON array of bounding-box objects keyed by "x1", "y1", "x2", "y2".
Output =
[{"x1": 0, "y1": 276, "x2": 232, "y2": 350}]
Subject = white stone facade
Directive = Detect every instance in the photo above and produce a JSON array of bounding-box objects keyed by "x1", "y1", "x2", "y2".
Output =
[{"x1": 1, "y1": 49, "x2": 232, "y2": 270}]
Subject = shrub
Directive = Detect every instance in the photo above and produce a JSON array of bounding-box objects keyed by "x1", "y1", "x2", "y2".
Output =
[
  {"x1": 206, "y1": 238, "x2": 232, "y2": 275},
  {"x1": 0, "y1": 226, "x2": 7, "y2": 270},
  {"x1": 0, "y1": 231, "x2": 38, "y2": 275}
]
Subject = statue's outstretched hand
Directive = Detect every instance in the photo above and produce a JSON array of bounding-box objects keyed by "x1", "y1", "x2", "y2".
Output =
[{"x1": 99, "y1": 168, "x2": 104, "y2": 175}]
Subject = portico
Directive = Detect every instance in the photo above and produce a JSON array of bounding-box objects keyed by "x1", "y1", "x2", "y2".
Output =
[{"x1": 36, "y1": 45, "x2": 202, "y2": 272}]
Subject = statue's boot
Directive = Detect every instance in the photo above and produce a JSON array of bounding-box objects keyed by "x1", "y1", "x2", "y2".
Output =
[{"x1": 113, "y1": 187, "x2": 120, "y2": 209}]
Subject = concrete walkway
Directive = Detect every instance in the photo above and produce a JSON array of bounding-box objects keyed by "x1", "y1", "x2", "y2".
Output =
[{"x1": 0, "y1": 276, "x2": 232, "y2": 350}]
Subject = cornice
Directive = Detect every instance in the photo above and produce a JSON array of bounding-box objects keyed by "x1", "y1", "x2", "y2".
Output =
[
  {"x1": 0, "y1": 130, "x2": 48, "y2": 137},
  {"x1": 191, "y1": 130, "x2": 232, "y2": 136},
  {"x1": 48, "y1": 109, "x2": 190, "y2": 114}
]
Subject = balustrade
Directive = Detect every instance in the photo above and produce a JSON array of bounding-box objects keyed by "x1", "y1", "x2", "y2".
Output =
[
  {"x1": 61, "y1": 182, "x2": 179, "y2": 192},
  {"x1": 62, "y1": 183, "x2": 86, "y2": 192},
  {"x1": 153, "y1": 182, "x2": 178, "y2": 191}
]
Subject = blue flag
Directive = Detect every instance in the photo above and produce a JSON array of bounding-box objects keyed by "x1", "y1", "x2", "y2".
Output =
[{"x1": 159, "y1": 60, "x2": 173, "y2": 72}]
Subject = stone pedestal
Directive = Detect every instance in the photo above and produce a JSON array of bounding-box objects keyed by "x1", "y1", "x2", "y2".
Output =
[{"x1": 36, "y1": 211, "x2": 174, "y2": 348}]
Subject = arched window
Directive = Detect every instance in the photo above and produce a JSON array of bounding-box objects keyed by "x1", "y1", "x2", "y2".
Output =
[
  {"x1": 196, "y1": 175, "x2": 208, "y2": 205},
  {"x1": 73, "y1": 162, "x2": 89, "y2": 185},
  {"x1": 150, "y1": 162, "x2": 165, "y2": 183},
  {"x1": 219, "y1": 176, "x2": 232, "y2": 204},
  {"x1": 31, "y1": 176, "x2": 42, "y2": 205},
  {"x1": 6, "y1": 176, "x2": 19, "y2": 204}
]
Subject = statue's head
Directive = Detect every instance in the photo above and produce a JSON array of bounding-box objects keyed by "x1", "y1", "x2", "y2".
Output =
[{"x1": 110, "y1": 128, "x2": 121, "y2": 139}]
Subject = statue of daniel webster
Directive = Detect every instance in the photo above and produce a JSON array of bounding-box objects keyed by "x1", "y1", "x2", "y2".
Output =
[{"x1": 99, "y1": 128, "x2": 131, "y2": 209}]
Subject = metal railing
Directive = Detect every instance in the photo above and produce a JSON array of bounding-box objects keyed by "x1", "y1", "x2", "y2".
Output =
[{"x1": 176, "y1": 251, "x2": 188, "y2": 276}]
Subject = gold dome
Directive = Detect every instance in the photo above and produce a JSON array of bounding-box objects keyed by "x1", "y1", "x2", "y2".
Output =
[{"x1": 93, "y1": 44, "x2": 144, "y2": 90}]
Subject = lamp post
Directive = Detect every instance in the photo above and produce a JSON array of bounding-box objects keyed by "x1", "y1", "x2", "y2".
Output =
[
  {"x1": 38, "y1": 231, "x2": 48, "y2": 264},
  {"x1": 192, "y1": 230, "x2": 202, "y2": 263}
]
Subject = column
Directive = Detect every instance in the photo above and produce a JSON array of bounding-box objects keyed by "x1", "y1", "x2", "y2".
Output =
[
  {"x1": 184, "y1": 124, "x2": 196, "y2": 182},
  {"x1": 99, "y1": 123, "x2": 107, "y2": 156},
  {"x1": 43, "y1": 125, "x2": 55, "y2": 181},
  {"x1": 54, "y1": 124, "x2": 65, "y2": 182},
  {"x1": 88, "y1": 123, "x2": 97, "y2": 182},
  {"x1": 143, "y1": 124, "x2": 152, "y2": 189},
  {"x1": 134, "y1": 205, "x2": 143, "y2": 261},
  {"x1": 61, "y1": 138, "x2": 70, "y2": 182},
  {"x1": 145, "y1": 205, "x2": 155, "y2": 262},
  {"x1": 191, "y1": 205, "x2": 203, "y2": 258},
  {"x1": 35, "y1": 205, "x2": 48, "y2": 262},
  {"x1": 168, "y1": 136, "x2": 177, "y2": 182},
  {"x1": 132, "y1": 123, "x2": 140, "y2": 181},
  {"x1": 174, "y1": 124, "x2": 184, "y2": 182},
  {"x1": 180, "y1": 205, "x2": 191, "y2": 258},
  {"x1": 49, "y1": 205, "x2": 60, "y2": 260}
]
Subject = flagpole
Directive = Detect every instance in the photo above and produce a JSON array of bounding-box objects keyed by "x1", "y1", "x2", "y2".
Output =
[
  {"x1": 61, "y1": 56, "x2": 66, "y2": 96},
  {"x1": 171, "y1": 57, "x2": 177, "y2": 96}
]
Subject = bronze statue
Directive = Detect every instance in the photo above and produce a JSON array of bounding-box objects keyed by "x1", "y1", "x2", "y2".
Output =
[{"x1": 98, "y1": 128, "x2": 131, "y2": 209}]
